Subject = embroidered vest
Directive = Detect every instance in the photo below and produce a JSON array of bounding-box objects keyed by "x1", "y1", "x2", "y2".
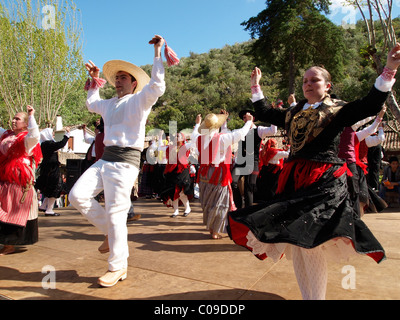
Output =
[
  {"x1": 285, "y1": 97, "x2": 347, "y2": 156},
  {"x1": 338, "y1": 127, "x2": 356, "y2": 164}
]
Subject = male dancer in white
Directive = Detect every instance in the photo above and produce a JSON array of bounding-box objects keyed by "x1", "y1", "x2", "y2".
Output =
[{"x1": 69, "y1": 35, "x2": 166, "y2": 287}]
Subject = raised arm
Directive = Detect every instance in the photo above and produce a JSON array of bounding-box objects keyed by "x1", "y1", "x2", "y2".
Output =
[
  {"x1": 148, "y1": 35, "x2": 165, "y2": 59},
  {"x1": 25, "y1": 105, "x2": 40, "y2": 154},
  {"x1": 251, "y1": 67, "x2": 287, "y2": 128},
  {"x1": 220, "y1": 113, "x2": 253, "y2": 147}
]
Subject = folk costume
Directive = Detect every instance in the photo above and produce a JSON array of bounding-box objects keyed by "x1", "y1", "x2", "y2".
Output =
[
  {"x1": 366, "y1": 130, "x2": 385, "y2": 191},
  {"x1": 192, "y1": 113, "x2": 252, "y2": 239},
  {"x1": 152, "y1": 138, "x2": 168, "y2": 197},
  {"x1": 359, "y1": 125, "x2": 386, "y2": 212},
  {"x1": 353, "y1": 116, "x2": 386, "y2": 214},
  {"x1": 69, "y1": 56, "x2": 165, "y2": 279},
  {"x1": 256, "y1": 138, "x2": 289, "y2": 202},
  {"x1": 138, "y1": 160, "x2": 156, "y2": 198},
  {"x1": 232, "y1": 110, "x2": 277, "y2": 208},
  {"x1": 228, "y1": 72, "x2": 392, "y2": 299},
  {"x1": 35, "y1": 128, "x2": 70, "y2": 216},
  {"x1": 82, "y1": 119, "x2": 105, "y2": 173},
  {"x1": 0, "y1": 116, "x2": 42, "y2": 247},
  {"x1": 158, "y1": 135, "x2": 193, "y2": 217}
]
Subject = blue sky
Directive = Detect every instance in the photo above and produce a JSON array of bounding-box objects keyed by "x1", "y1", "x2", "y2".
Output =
[
  {"x1": 73, "y1": 0, "x2": 400, "y2": 69},
  {"x1": 74, "y1": 0, "x2": 268, "y2": 68}
]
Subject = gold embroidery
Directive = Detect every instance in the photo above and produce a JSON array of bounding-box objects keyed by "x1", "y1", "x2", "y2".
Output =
[
  {"x1": 289, "y1": 106, "x2": 320, "y2": 154},
  {"x1": 286, "y1": 97, "x2": 346, "y2": 155}
]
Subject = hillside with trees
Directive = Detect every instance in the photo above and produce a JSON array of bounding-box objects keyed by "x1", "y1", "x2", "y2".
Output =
[{"x1": 126, "y1": 19, "x2": 400, "y2": 134}]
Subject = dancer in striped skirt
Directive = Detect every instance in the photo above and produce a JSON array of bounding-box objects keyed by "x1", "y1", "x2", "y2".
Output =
[{"x1": 0, "y1": 105, "x2": 42, "y2": 255}]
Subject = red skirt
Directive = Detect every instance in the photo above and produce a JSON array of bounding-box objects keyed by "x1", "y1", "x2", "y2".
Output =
[
  {"x1": 0, "y1": 182, "x2": 34, "y2": 227},
  {"x1": 276, "y1": 159, "x2": 351, "y2": 194}
]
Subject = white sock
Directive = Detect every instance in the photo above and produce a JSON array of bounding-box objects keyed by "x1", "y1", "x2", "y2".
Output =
[
  {"x1": 172, "y1": 199, "x2": 179, "y2": 216},
  {"x1": 45, "y1": 197, "x2": 57, "y2": 214},
  {"x1": 39, "y1": 197, "x2": 48, "y2": 210},
  {"x1": 292, "y1": 246, "x2": 327, "y2": 300},
  {"x1": 180, "y1": 193, "x2": 191, "y2": 213}
]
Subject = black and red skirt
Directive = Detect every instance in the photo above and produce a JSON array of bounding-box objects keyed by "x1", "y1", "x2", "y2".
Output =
[
  {"x1": 228, "y1": 159, "x2": 385, "y2": 263},
  {"x1": 159, "y1": 166, "x2": 194, "y2": 206}
]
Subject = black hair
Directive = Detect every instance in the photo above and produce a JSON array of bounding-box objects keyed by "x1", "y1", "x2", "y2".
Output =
[
  {"x1": 389, "y1": 156, "x2": 399, "y2": 163},
  {"x1": 96, "y1": 117, "x2": 104, "y2": 133}
]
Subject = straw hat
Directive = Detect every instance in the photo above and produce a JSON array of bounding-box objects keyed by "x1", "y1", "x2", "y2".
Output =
[
  {"x1": 103, "y1": 60, "x2": 150, "y2": 93},
  {"x1": 198, "y1": 113, "x2": 228, "y2": 133}
]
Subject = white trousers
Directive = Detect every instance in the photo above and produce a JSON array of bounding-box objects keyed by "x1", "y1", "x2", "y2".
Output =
[{"x1": 69, "y1": 160, "x2": 138, "y2": 271}]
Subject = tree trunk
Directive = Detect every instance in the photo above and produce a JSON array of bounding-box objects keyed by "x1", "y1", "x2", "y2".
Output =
[
  {"x1": 288, "y1": 51, "x2": 296, "y2": 94},
  {"x1": 386, "y1": 91, "x2": 400, "y2": 121}
]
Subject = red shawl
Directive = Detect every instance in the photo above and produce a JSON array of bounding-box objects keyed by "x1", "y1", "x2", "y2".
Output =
[
  {"x1": 197, "y1": 133, "x2": 232, "y2": 187},
  {"x1": 0, "y1": 130, "x2": 42, "y2": 187},
  {"x1": 259, "y1": 139, "x2": 284, "y2": 173},
  {"x1": 164, "y1": 144, "x2": 190, "y2": 174}
]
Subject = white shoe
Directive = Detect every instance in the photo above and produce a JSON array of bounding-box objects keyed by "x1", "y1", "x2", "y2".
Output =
[
  {"x1": 183, "y1": 206, "x2": 191, "y2": 217},
  {"x1": 170, "y1": 210, "x2": 179, "y2": 218},
  {"x1": 97, "y1": 269, "x2": 127, "y2": 287}
]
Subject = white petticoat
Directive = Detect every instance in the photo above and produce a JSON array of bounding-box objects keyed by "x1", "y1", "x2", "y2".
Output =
[{"x1": 245, "y1": 230, "x2": 358, "y2": 262}]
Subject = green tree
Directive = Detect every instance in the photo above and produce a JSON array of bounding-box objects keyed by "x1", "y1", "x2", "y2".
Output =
[
  {"x1": 0, "y1": 0, "x2": 86, "y2": 128},
  {"x1": 242, "y1": 0, "x2": 346, "y2": 94},
  {"x1": 352, "y1": 0, "x2": 400, "y2": 123}
]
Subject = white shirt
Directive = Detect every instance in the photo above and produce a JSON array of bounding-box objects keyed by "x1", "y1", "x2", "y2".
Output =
[
  {"x1": 191, "y1": 121, "x2": 253, "y2": 165},
  {"x1": 365, "y1": 128, "x2": 385, "y2": 148},
  {"x1": 83, "y1": 131, "x2": 96, "y2": 157},
  {"x1": 86, "y1": 57, "x2": 166, "y2": 152},
  {"x1": 356, "y1": 116, "x2": 382, "y2": 142},
  {"x1": 268, "y1": 149, "x2": 290, "y2": 165},
  {"x1": 254, "y1": 124, "x2": 278, "y2": 139}
]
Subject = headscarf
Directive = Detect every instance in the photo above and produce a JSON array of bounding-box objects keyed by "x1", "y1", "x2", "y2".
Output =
[
  {"x1": 39, "y1": 128, "x2": 54, "y2": 144},
  {"x1": 260, "y1": 139, "x2": 279, "y2": 165}
]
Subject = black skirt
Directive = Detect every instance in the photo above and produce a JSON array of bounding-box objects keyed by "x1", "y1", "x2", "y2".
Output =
[
  {"x1": 228, "y1": 164, "x2": 386, "y2": 263},
  {"x1": 35, "y1": 162, "x2": 63, "y2": 198},
  {"x1": 0, "y1": 219, "x2": 38, "y2": 245},
  {"x1": 255, "y1": 164, "x2": 281, "y2": 202},
  {"x1": 159, "y1": 167, "x2": 194, "y2": 204}
]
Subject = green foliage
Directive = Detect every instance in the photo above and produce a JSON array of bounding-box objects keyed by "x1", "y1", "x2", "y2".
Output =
[
  {"x1": 0, "y1": 0, "x2": 86, "y2": 128},
  {"x1": 241, "y1": 0, "x2": 346, "y2": 94}
]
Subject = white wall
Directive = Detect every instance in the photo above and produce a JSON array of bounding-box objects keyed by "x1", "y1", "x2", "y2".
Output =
[{"x1": 55, "y1": 128, "x2": 94, "y2": 154}]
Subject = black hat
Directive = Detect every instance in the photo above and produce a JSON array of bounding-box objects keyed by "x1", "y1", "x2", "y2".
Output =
[{"x1": 239, "y1": 109, "x2": 256, "y2": 119}]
